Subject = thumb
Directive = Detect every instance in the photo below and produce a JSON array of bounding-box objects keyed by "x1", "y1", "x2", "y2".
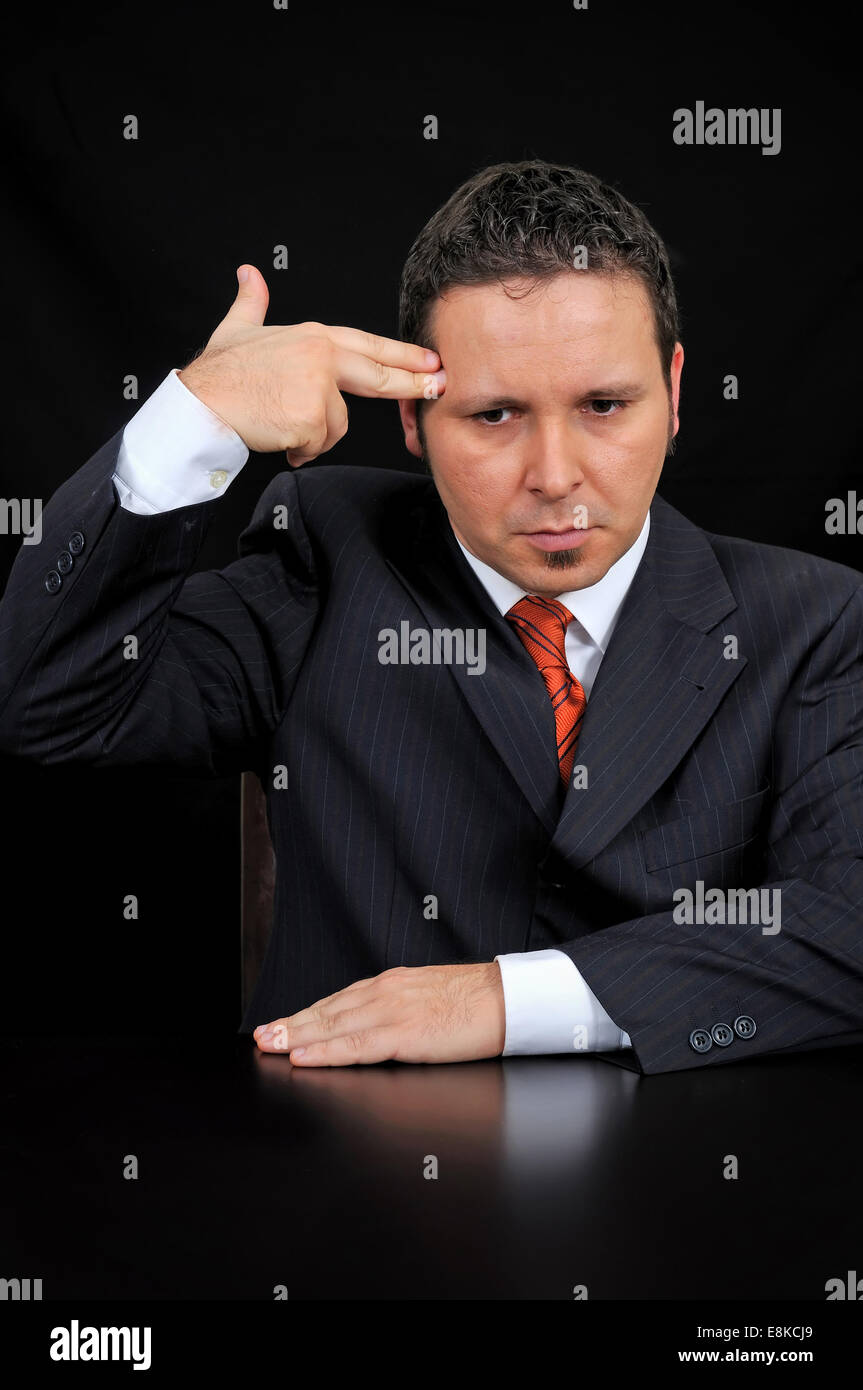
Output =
[{"x1": 223, "y1": 263, "x2": 270, "y2": 327}]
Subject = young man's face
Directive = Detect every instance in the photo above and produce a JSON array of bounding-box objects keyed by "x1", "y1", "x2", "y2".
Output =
[{"x1": 399, "y1": 270, "x2": 683, "y2": 598}]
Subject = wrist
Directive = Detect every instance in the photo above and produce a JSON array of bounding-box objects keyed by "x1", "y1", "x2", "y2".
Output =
[{"x1": 175, "y1": 363, "x2": 241, "y2": 439}]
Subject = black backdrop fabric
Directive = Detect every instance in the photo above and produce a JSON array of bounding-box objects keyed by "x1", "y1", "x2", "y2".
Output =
[{"x1": 1, "y1": 0, "x2": 859, "y2": 1032}]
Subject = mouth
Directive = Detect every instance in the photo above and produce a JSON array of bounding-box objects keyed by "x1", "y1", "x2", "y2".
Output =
[{"x1": 521, "y1": 525, "x2": 596, "y2": 552}]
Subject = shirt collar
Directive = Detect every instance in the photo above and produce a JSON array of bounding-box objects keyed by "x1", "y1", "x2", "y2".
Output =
[{"x1": 452, "y1": 509, "x2": 651, "y2": 653}]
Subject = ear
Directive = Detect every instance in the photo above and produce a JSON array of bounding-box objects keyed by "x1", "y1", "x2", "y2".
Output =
[
  {"x1": 670, "y1": 341, "x2": 684, "y2": 438},
  {"x1": 399, "y1": 398, "x2": 423, "y2": 460}
]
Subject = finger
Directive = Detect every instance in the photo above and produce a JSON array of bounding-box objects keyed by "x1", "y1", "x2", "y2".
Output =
[
  {"x1": 285, "y1": 381, "x2": 350, "y2": 467},
  {"x1": 286, "y1": 1025, "x2": 400, "y2": 1067},
  {"x1": 221, "y1": 264, "x2": 269, "y2": 328},
  {"x1": 331, "y1": 345, "x2": 446, "y2": 401},
  {"x1": 292, "y1": 976, "x2": 380, "y2": 1025},
  {"x1": 327, "y1": 325, "x2": 440, "y2": 374},
  {"x1": 253, "y1": 976, "x2": 378, "y2": 1037},
  {"x1": 275, "y1": 998, "x2": 384, "y2": 1050}
]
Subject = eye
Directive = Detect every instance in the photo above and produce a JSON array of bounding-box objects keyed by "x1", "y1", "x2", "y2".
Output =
[
  {"x1": 587, "y1": 399, "x2": 626, "y2": 416},
  {"x1": 473, "y1": 407, "x2": 515, "y2": 425}
]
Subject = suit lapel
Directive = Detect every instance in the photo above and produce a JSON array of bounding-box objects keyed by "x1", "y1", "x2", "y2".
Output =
[
  {"x1": 551, "y1": 494, "x2": 747, "y2": 868},
  {"x1": 382, "y1": 483, "x2": 748, "y2": 856}
]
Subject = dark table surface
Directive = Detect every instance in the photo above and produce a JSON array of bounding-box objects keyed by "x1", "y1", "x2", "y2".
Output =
[{"x1": 2, "y1": 1036, "x2": 861, "y2": 1300}]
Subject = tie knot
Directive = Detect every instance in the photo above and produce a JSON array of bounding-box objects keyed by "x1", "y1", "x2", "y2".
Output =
[{"x1": 506, "y1": 595, "x2": 573, "y2": 670}]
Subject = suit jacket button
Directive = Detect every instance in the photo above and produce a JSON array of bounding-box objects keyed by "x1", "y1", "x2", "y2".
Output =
[
  {"x1": 733, "y1": 1014, "x2": 756, "y2": 1039},
  {"x1": 56, "y1": 550, "x2": 74, "y2": 575},
  {"x1": 689, "y1": 1028, "x2": 712, "y2": 1053},
  {"x1": 711, "y1": 1022, "x2": 734, "y2": 1047},
  {"x1": 68, "y1": 531, "x2": 85, "y2": 555},
  {"x1": 44, "y1": 570, "x2": 62, "y2": 594}
]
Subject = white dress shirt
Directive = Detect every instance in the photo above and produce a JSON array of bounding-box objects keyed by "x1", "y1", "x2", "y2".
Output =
[{"x1": 113, "y1": 368, "x2": 645, "y2": 1057}]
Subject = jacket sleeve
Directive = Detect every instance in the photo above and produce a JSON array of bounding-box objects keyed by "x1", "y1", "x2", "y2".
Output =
[
  {"x1": 0, "y1": 427, "x2": 319, "y2": 777},
  {"x1": 558, "y1": 583, "x2": 863, "y2": 1075}
]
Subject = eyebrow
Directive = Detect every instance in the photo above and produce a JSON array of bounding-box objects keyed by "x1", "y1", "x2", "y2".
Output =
[{"x1": 452, "y1": 383, "x2": 646, "y2": 412}]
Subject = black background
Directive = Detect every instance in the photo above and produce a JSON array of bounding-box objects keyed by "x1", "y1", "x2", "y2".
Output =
[{"x1": 1, "y1": 0, "x2": 860, "y2": 1032}]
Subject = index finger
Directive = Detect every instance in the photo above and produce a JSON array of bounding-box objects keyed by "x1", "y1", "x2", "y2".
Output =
[
  {"x1": 326, "y1": 324, "x2": 440, "y2": 372},
  {"x1": 330, "y1": 345, "x2": 446, "y2": 401}
]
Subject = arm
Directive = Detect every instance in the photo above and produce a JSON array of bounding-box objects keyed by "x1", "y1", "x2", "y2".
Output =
[
  {"x1": 0, "y1": 386, "x2": 319, "y2": 775},
  {"x1": 0, "y1": 262, "x2": 440, "y2": 774},
  {"x1": 556, "y1": 584, "x2": 863, "y2": 1074}
]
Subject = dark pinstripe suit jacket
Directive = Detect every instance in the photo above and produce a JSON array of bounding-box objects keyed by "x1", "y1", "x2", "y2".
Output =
[{"x1": 2, "y1": 425, "x2": 862, "y2": 1073}]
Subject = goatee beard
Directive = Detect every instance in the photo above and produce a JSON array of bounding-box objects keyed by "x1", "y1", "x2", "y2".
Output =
[{"x1": 545, "y1": 547, "x2": 584, "y2": 571}]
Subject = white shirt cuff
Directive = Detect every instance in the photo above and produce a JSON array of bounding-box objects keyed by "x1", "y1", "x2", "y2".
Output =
[
  {"x1": 494, "y1": 947, "x2": 632, "y2": 1055},
  {"x1": 112, "y1": 367, "x2": 249, "y2": 514}
]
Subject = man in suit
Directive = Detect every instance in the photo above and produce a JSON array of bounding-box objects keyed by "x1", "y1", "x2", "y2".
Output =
[{"x1": 1, "y1": 160, "x2": 861, "y2": 1074}]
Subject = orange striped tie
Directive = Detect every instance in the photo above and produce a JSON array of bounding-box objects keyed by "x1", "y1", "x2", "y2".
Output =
[{"x1": 506, "y1": 596, "x2": 586, "y2": 787}]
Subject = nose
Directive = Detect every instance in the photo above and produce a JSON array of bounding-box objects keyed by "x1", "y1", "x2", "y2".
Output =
[{"x1": 523, "y1": 418, "x2": 587, "y2": 497}]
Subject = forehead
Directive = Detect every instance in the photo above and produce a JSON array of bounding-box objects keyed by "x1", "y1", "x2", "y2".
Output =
[{"x1": 428, "y1": 271, "x2": 655, "y2": 363}]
